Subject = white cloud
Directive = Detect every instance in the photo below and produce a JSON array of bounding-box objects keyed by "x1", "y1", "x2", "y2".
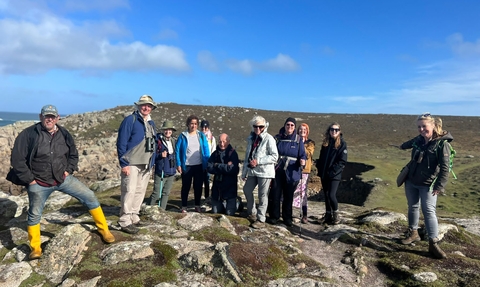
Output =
[
  {"x1": 0, "y1": 2, "x2": 190, "y2": 75},
  {"x1": 224, "y1": 53, "x2": 300, "y2": 75},
  {"x1": 197, "y1": 50, "x2": 220, "y2": 72},
  {"x1": 261, "y1": 53, "x2": 300, "y2": 71},
  {"x1": 226, "y1": 59, "x2": 254, "y2": 75},
  {"x1": 447, "y1": 33, "x2": 480, "y2": 56}
]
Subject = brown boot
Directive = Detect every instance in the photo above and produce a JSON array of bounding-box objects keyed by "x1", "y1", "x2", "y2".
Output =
[
  {"x1": 319, "y1": 212, "x2": 332, "y2": 224},
  {"x1": 401, "y1": 228, "x2": 421, "y2": 245},
  {"x1": 429, "y1": 238, "x2": 447, "y2": 259}
]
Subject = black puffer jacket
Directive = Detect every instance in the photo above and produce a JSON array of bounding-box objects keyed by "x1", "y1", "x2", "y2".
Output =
[
  {"x1": 316, "y1": 136, "x2": 348, "y2": 181},
  {"x1": 401, "y1": 132, "x2": 453, "y2": 193},
  {"x1": 10, "y1": 123, "x2": 78, "y2": 186}
]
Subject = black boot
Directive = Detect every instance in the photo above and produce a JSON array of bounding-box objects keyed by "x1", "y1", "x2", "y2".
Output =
[
  {"x1": 332, "y1": 211, "x2": 340, "y2": 225},
  {"x1": 319, "y1": 212, "x2": 332, "y2": 224}
]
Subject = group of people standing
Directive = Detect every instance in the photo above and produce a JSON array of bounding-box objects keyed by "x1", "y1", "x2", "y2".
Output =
[
  {"x1": 8, "y1": 92, "x2": 452, "y2": 260},
  {"x1": 242, "y1": 115, "x2": 347, "y2": 228}
]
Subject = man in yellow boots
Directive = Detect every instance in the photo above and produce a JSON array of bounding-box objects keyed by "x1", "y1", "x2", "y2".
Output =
[{"x1": 8, "y1": 105, "x2": 115, "y2": 260}]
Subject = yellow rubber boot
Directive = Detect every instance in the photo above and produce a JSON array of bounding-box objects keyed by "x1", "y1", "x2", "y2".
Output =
[
  {"x1": 27, "y1": 224, "x2": 42, "y2": 260},
  {"x1": 89, "y1": 206, "x2": 115, "y2": 243}
]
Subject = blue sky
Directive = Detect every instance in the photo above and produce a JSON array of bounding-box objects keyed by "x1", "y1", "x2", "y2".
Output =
[{"x1": 1, "y1": 0, "x2": 480, "y2": 116}]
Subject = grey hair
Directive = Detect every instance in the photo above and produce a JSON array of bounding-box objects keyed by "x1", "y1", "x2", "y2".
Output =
[{"x1": 249, "y1": 115, "x2": 266, "y2": 131}]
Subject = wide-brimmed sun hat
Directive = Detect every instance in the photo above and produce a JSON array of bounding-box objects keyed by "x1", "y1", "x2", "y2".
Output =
[
  {"x1": 135, "y1": 94, "x2": 156, "y2": 109},
  {"x1": 160, "y1": 120, "x2": 176, "y2": 131}
]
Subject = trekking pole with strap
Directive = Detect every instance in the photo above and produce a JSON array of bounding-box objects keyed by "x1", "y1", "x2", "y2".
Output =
[{"x1": 299, "y1": 172, "x2": 304, "y2": 237}]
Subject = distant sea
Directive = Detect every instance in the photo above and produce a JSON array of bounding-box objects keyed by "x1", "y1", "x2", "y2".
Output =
[{"x1": 0, "y1": 111, "x2": 39, "y2": 127}]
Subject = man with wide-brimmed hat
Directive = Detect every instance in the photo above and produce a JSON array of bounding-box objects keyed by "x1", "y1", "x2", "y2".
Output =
[
  {"x1": 149, "y1": 120, "x2": 177, "y2": 209},
  {"x1": 116, "y1": 95, "x2": 157, "y2": 234}
]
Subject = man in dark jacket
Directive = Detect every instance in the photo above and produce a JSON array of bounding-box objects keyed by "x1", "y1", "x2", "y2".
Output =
[
  {"x1": 207, "y1": 133, "x2": 240, "y2": 215},
  {"x1": 9, "y1": 104, "x2": 115, "y2": 260}
]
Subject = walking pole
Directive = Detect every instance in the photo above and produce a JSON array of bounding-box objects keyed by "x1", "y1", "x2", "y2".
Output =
[
  {"x1": 158, "y1": 153, "x2": 165, "y2": 208},
  {"x1": 158, "y1": 170, "x2": 164, "y2": 207},
  {"x1": 299, "y1": 173, "x2": 304, "y2": 237}
]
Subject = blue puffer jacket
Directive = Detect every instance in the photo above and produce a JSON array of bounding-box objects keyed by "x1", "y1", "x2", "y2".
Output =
[
  {"x1": 274, "y1": 127, "x2": 306, "y2": 183},
  {"x1": 175, "y1": 130, "x2": 210, "y2": 171},
  {"x1": 154, "y1": 134, "x2": 177, "y2": 176},
  {"x1": 116, "y1": 111, "x2": 156, "y2": 168}
]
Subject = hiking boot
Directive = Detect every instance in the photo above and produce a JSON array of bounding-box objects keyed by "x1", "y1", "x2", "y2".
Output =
[
  {"x1": 301, "y1": 216, "x2": 308, "y2": 224},
  {"x1": 332, "y1": 211, "x2": 340, "y2": 225},
  {"x1": 401, "y1": 228, "x2": 421, "y2": 245},
  {"x1": 134, "y1": 221, "x2": 147, "y2": 227},
  {"x1": 319, "y1": 212, "x2": 332, "y2": 224},
  {"x1": 247, "y1": 214, "x2": 257, "y2": 223},
  {"x1": 121, "y1": 224, "x2": 139, "y2": 234},
  {"x1": 429, "y1": 238, "x2": 447, "y2": 259},
  {"x1": 267, "y1": 218, "x2": 278, "y2": 225},
  {"x1": 251, "y1": 220, "x2": 265, "y2": 229},
  {"x1": 205, "y1": 197, "x2": 212, "y2": 206},
  {"x1": 195, "y1": 206, "x2": 203, "y2": 213},
  {"x1": 284, "y1": 220, "x2": 293, "y2": 227}
]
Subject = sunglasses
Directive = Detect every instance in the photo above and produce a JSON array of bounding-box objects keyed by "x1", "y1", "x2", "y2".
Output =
[
  {"x1": 417, "y1": 112, "x2": 432, "y2": 120},
  {"x1": 253, "y1": 125, "x2": 265, "y2": 129},
  {"x1": 329, "y1": 128, "x2": 340, "y2": 132}
]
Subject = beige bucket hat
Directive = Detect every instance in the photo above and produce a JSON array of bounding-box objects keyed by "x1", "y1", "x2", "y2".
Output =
[{"x1": 135, "y1": 94, "x2": 156, "y2": 109}]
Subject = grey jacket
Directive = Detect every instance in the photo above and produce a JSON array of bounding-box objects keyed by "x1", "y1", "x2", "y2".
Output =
[{"x1": 241, "y1": 122, "x2": 279, "y2": 179}]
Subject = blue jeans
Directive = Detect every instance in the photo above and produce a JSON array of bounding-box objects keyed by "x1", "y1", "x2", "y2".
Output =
[
  {"x1": 27, "y1": 175, "x2": 100, "y2": 225},
  {"x1": 404, "y1": 179, "x2": 438, "y2": 239}
]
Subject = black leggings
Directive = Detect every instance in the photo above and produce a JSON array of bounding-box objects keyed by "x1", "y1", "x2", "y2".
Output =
[
  {"x1": 321, "y1": 178, "x2": 340, "y2": 212},
  {"x1": 181, "y1": 164, "x2": 203, "y2": 207}
]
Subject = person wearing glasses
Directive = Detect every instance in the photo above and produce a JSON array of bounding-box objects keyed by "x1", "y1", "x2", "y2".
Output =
[
  {"x1": 269, "y1": 117, "x2": 306, "y2": 227},
  {"x1": 293, "y1": 123, "x2": 315, "y2": 224},
  {"x1": 241, "y1": 115, "x2": 278, "y2": 229},
  {"x1": 117, "y1": 95, "x2": 157, "y2": 234},
  {"x1": 316, "y1": 122, "x2": 347, "y2": 225},
  {"x1": 396, "y1": 113, "x2": 453, "y2": 259}
]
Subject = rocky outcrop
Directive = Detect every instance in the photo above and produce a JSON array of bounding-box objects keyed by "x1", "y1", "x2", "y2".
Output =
[{"x1": 1, "y1": 187, "x2": 480, "y2": 286}]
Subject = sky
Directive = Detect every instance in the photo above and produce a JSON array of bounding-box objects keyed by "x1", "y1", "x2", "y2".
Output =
[{"x1": 1, "y1": 0, "x2": 480, "y2": 116}]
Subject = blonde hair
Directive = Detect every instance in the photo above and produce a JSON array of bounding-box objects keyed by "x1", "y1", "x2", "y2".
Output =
[{"x1": 417, "y1": 112, "x2": 445, "y2": 139}]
